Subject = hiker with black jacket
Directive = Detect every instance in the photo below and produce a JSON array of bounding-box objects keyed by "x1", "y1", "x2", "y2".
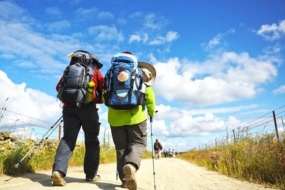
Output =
[
  {"x1": 154, "y1": 139, "x2": 163, "y2": 160},
  {"x1": 51, "y1": 51, "x2": 104, "y2": 186}
]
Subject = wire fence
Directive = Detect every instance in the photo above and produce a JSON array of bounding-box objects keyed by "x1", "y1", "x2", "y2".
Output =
[
  {"x1": 197, "y1": 105, "x2": 285, "y2": 150},
  {"x1": 0, "y1": 106, "x2": 83, "y2": 142}
]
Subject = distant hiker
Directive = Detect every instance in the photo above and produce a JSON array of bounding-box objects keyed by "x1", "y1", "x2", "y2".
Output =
[
  {"x1": 51, "y1": 50, "x2": 104, "y2": 186},
  {"x1": 168, "y1": 148, "x2": 172, "y2": 157},
  {"x1": 154, "y1": 139, "x2": 163, "y2": 160},
  {"x1": 163, "y1": 149, "x2": 167, "y2": 158},
  {"x1": 103, "y1": 51, "x2": 156, "y2": 190},
  {"x1": 172, "y1": 149, "x2": 176, "y2": 158}
]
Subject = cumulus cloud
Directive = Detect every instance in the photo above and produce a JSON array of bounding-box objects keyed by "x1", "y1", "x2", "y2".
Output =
[
  {"x1": 153, "y1": 52, "x2": 277, "y2": 106},
  {"x1": 0, "y1": 70, "x2": 62, "y2": 132},
  {"x1": 154, "y1": 104, "x2": 244, "y2": 139},
  {"x1": 256, "y1": 19, "x2": 285, "y2": 41}
]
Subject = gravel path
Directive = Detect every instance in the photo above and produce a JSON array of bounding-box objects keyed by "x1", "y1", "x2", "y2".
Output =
[{"x1": 0, "y1": 158, "x2": 279, "y2": 190}]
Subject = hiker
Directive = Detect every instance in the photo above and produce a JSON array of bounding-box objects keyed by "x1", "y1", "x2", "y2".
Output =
[
  {"x1": 154, "y1": 139, "x2": 163, "y2": 160},
  {"x1": 103, "y1": 51, "x2": 156, "y2": 190},
  {"x1": 163, "y1": 149, "x2": 167, "y2": 158},
  {"x1": 168, "y1": 148, "x2": 172, "y2": 157},
  {"x1": 51, "y1": 50, "x2": 104, "y2": 186},
  {"x1": 172, "y1": 149, "x2": 176, "y2": 158}
]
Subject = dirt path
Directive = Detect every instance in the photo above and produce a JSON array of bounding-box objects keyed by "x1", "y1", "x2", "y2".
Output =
[{"x1": 0, "y1": 158, "x2": 279, "y2": 190}]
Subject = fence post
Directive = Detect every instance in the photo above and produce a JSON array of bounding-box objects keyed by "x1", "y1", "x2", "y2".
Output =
[
  {"x1": 232, "y1": 129, "x2": 236, "y2": 143},
  {"x1": 272, "y1": 111, "x2": 279, "y2": 142},
  {"x1": 58, "y1": 125, "x2": 61, "y2": 140}
]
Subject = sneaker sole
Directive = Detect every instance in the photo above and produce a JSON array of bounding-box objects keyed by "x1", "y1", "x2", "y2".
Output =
[
  {"x1": 123, "y1": 165, "x2": 137, "y2": 190},
  {"x1": 51, "y1": 173, "x2": 66, "y2": 186}
]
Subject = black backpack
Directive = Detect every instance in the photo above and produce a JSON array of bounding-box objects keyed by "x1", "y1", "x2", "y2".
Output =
[
  {"x1": 57, "y1": 50, "x2": 98, "y2": 107},
  {"x1": 154, "y1": 142, "x2": 162, "y2": 150}
]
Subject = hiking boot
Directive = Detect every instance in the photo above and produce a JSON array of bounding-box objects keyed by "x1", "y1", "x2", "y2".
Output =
[
  {"x1": 121, "y1": 181, "x2": 127, "y2": 188},
  {"x1": 123, "y1": 164, "x2": 137, "y2": 190},
  {"x1": 51, "y1": 171, "x2": 66, "y2": 186},
  {"x1": 85, "y1": 175, "x2": 101, "y2": 182}
]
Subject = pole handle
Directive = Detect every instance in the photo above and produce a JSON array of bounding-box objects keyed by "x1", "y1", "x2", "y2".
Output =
[{"x1": 150, "y1": 110, "x2": 158, "y2": 122}]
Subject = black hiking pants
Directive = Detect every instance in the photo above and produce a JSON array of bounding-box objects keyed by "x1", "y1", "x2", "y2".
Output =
[{"x1": 52, "y1": 104, "x2": 101, "y2": 179}]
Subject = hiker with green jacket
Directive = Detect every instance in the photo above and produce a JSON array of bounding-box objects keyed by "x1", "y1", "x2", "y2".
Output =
[{"x1": 103, "y1": 51, "x2": 156, "y2": 190}]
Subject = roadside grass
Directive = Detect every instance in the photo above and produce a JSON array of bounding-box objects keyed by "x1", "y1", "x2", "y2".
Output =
[
  {"x1": 0, "y1": 132, "x2": 152, "y2": 176},
  {"x1": 177, "y1": 132, "x2": 285, "y2": 189}
]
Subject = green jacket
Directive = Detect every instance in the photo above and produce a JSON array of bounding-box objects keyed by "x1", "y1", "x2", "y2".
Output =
[{"x1": 106, "y1": 86, "x2": 156, "y2": 127}]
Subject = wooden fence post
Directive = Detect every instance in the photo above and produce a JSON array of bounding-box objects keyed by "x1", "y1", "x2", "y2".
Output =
[
  {"x1": 232, "y1": 129, "x2": 236, "y2": 143},
  {"x1": 58, "y1": 125, "x2": 61, "y2": 140},
  {"x1": 272, "y1": 111, "x2": 279, "y2": 142}
]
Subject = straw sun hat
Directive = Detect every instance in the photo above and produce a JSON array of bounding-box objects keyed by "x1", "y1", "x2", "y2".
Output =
[{"x1": 138, "y1": 61, "x2": 156, "y2": 86}]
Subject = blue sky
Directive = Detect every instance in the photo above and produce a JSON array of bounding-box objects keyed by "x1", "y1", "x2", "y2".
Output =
[{"x1": 0, "y1": 0, "x2": 284, "y2": 152}]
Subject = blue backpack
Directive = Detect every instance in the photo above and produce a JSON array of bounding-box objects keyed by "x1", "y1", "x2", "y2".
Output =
[{"x1": 103, "y1": 53, "x2": 146, "y2": 110}]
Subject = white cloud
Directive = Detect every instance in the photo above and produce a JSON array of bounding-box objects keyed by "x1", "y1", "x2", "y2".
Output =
[
  {"x1": 202, "y1": 29, "x2": 235, "y2": 51},
  {"x1": 153, "y1": 51, "x2": 277, "y2": 106},
  {"x1": 0, "y1": 1, "x2": 34, "y2": 23},
  {"x1": 153, "y1": 104, "x2": 243, "y2": 138},
  {"x1": 129, "y1": 34, "x2": 141, "y2": 43},
  {"x1": 45, "y1": 20, "x2": 71, "y2": 32},
  {"x1": 152, "y1": 104, "x2": 257, "y2": 140},
  {"x1": 129, "y1": 34, "x2": 148, "y2": 43},
  {"x1": 150, "y1": 31, "x2": 179, "y2": 45},
  {"x1": 273, "y1": 85, "x2": 285, "y2": 94},
  {"x1": 165, "y1": 31, "x2": 179, "y2": 42},
  {"x1": 88, "y1": 25, "x2": 124, "y2": 42},
  {"x1": 257, "y1": 20, "x2": 285, "y2": 41},
  {"x1": 143, "y1": 13, "x2": 168, "y2": 30},
  {"x1": 0, "y1": 70, "x2": 62, "y2": 131},
  {"x1": 74, "y1": 7, "x2": 98, "y2": 20},
  {"x1": 0, "y1": 18, "x2": 83, "y2": 77},
  {"x1": 16, "y1": 61, "x2": 38, "y2": 68}
]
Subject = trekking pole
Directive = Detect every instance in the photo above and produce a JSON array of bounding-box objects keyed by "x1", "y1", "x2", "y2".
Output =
[
  {"x1": 116, "y1": 161, "x2": 118, "y2": 181},
  {"x1": 150, "y1": 110, "x2": 158, "y2": 190},
  {"x1": 14, "y1": 116, "x2": 63, "y2": 168}
]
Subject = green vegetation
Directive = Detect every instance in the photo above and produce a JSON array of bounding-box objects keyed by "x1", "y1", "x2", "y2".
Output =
[{"x1": 177, "y1": 132, "x2": 285, "y2": 189}]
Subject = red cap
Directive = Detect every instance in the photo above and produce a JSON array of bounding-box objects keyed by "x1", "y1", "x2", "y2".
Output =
[{"x1": 122, "y1": 51, "x2": 133, "y2": 55}]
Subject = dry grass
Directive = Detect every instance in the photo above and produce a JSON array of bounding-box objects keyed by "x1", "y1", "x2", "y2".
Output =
[
  {"x1": 0, "y1": 132, "x2": 152, "y2": 175},
  {"x1": 177, "y1": 132, "x2": 285, "y2": 189}
]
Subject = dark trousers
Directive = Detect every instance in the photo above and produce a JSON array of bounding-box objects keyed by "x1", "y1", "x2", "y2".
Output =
[
  {"x1": 52, "y1": 104, "x2": 100, "y2": 178},
  {"x1": 110, "y1": 120, "x2": 147, "y2": 182}
]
